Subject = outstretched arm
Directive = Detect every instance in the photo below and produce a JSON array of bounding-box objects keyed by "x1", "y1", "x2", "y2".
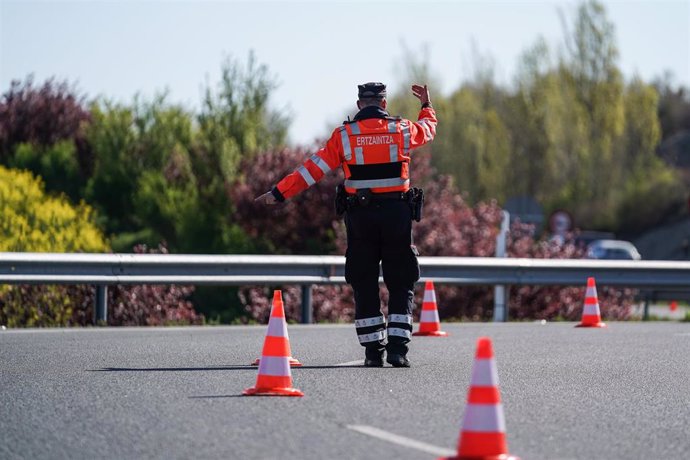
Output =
[
  {"x1": 255, "y1": 128, "x2": 343, "y2": 204},
  {"x1": 408, "y1": 84, "x2": 437, "y2": 148},
  {"x1": 255, "y1": 191, "x2": 278, "y2": 205},
  {"x1": 411, "y1": 84, "x2": 431, "y2": 107}
]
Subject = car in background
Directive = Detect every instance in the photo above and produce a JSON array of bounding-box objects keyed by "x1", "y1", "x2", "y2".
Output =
[{"x1": 586, "y1": 239, "x2": 642, "y2": 260}]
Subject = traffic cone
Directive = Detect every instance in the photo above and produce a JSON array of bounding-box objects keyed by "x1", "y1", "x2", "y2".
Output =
[
  {"x1": 252, "y1": 356, "x2": 302, "y2": 366},
  {"x1": 243, "y1": 290, "x2": 303, "y2": 397},
  {"x1": 252, "y1": 290, "x2": 302, "y2": 366},
  {"x1": 440, "y1": 337, "x2": 520, "y2": 460},
  {"x1": 670, "y1": 301, "x2": 678, "y2": 312},
  {"x1": 413, "y1": 281, "x2": 448, "y2": 336},
  {"x1": 575, "y1": 277, "x2": 606, "y2": 328}
]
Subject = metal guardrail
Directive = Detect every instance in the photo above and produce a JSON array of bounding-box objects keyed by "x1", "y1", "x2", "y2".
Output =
[{"x1": 2, "y1": 253, "x2": 689, "y2": 323}]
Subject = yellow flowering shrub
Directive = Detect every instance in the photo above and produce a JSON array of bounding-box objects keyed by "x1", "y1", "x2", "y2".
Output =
[
  {"x1": 0, "y1": 165, "x2": 108, "y2": 252},
  {"x1": 0, "y1": 166, "x2": 108, "y2": 326}
]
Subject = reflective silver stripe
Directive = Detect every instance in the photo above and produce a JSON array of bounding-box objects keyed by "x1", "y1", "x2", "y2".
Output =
[
  {"x1": 344, "y1": 178, "x2": 409, "y2": 189},
  {"x1": 387, "y1": 119, "x2": 397, "y2": 133},
  {"x1": 354, "y1": 147, "x2": 365, "y2": 165},
  {"x1": 257, "y1": 356, "x2": 292, "y2": 376},
  {"x1": 418, "y1": 119, "x2": 433, "y2": 140},
  {"x1": 310, "y1": 155, "x2": 331, "y2": 174},
  {"x1": 387, "y1": 327, "x2": 411, "y2": 339},
  {"x1": 401, "y1": 121, "x2": 410, "y2": 154},
  {"x1": 461, "y1": 403, "x2": 506, "y2": 432},
  {"x1": 354, "y1": 316, "x2": 385, "y2": 328},
  {"x1": 350, "y1": 123, "x2": 361, "y2": 135},
  {"x1": 297, "y1": 165, "x2": 315, "y2": 186},
  {"x1": 388, "y1": 314, "x2": 413, "y2": 325},
  {"x1": 358, "y1": 330, "x2": 386, "y2": 344},
  {"x1": 389, "y1": 144, "x2": 398, "y2": 162},
  {"x1": 423, "y1": 118, "x2": 436, "y2": 135},
  {"x1": 340, "y1": 127, "x2": 352, "y2": 161}
]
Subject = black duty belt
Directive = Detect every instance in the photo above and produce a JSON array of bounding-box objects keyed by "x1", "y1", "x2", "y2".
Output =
[
  {"x1": 336, "y1": 186, "x2": 424, "y2": 221},
  {"x1": 347, "y1": 191, "x2": 407, "y2": 200}
]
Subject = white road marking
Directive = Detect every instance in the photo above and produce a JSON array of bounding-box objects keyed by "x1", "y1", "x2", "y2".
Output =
[
  {"x1": 335, "y1": 360, "x2": 363, "y2": 366},
  {"x1": 346, "y1": 424, "x2": 456, "y2": 457}
]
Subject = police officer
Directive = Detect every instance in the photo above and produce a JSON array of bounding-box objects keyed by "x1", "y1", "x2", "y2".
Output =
[{"x1": 256, "y1": 82, "x2": 437, "y2": 367}]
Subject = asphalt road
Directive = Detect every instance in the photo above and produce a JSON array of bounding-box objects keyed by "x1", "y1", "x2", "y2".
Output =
[{"x1": 2, "y1": 322, "x2": 689, "y2": 460}]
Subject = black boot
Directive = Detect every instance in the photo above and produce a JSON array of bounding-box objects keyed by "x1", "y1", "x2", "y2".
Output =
[
  {"x1": 386, "y1": 340, "x2": 410, "y2": 367},
  {"x1": 386, "y1": 353, "x2": 410, "y2": 367},
  {"x1": 364, "y1": 346, "x2": 384, "y2": 367}
]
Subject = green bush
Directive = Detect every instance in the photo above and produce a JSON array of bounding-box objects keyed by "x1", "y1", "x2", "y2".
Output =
[
  {"x1": 11, "y1": 141, "x2": 82, "y2": 202},
  {"x1": 616, "y1": 161, "x2": 686, "y2": 235}
]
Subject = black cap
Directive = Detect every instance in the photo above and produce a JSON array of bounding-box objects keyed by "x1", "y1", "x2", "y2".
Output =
[{"x1": 358, "y1": 82, "x2": 387, "y2": 99}]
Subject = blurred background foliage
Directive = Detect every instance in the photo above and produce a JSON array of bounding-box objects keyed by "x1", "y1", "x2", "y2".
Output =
[
  {"x1": 1, "y1": 1, "x2": 688, "y2": 325},
  {"x1": 0, "y1": 166, "x2": 200, "y2": 326},
  {"x1": 387, "y1": 1, "x2": 686, "y2": 233},
  {"x1": 0, "y1": 165, "x2": 107, "y2": 253}
]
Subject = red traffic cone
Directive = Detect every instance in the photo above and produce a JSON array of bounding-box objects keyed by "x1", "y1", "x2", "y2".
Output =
[
  {"x1": 575, "y1": 277, "x2": 606, "y2": 328},
  {"x1": 252, "y1": 290, "x2": 302, "y2": 366},
  {"x1": 243, "y1": 291, "x2": 303, "y2": 397},
  {"x1": 440, "y1": 337, "x2": 520, "y2": 460},
  {"x1": 670, "y1": 301, "x2": 678, "y2": 312},
  {"x1": 413, "y1": 281, "x2": 448, "y2": 337}
]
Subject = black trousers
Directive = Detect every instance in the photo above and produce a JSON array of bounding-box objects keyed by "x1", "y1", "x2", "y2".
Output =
[{"x1": 345, "y1": 199, "x2": 420, "y2": 355}]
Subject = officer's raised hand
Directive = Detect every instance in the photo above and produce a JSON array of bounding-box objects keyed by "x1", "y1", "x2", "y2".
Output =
[
  {"x1": 255, "y1": 191, "x2": 278, "y2": 205},
  {"x1": 411, "y1": 84, "x2": 431, "y2": 106}
]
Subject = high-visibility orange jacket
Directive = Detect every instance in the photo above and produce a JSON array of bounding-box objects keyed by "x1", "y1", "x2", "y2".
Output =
[{"x1": 272, "y1": 104, "x2": 437, "y2": 201}]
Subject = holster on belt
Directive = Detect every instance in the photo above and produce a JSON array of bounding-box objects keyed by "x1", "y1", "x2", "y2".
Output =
[
  {"x1": 335, "y1": 184, "x2": 348, "y2": 216},
  {"x1": 356, "y1": 189, "x2": 372, "y2": 207},
  {"x1": 407, "y1": 187, "x2": 424, "y2": 222}
]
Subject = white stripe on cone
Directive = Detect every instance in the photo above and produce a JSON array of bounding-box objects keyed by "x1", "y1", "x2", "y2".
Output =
[
  {"x1": 420, "y1": 310, "x2": 440, "y2": 323},
  {"x1": 461, "y1": 403, "x2": 507, "y2": 432},
  {"x1": 470, "y1": 359, "x2": 499, "y2": 387},
  {"x1": 586, "y1": 286, "x2": 597, "y2": 298},
  {"x1": 257, "y1": 356, "x2": 292, "y2": 377},
  {"x1": 583, "y1": 304, "x2": 600, "y2": 315},
  {"x1": 266, "y1": 317, "x2": 288, "y2": 337},
  {"x1": 423, "y1": 290, "x2": 437, "y2": 303}
]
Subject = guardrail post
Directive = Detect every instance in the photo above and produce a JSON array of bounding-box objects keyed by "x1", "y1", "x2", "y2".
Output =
[
  {"x1": 493, "y1": 210, "x2": 510, "y2": 322},
  {"x1": 643, "y1": 293, "x2": 651, "y2": 321},
  {"x1": 493, "y1": 285, "x2": 507, "y2": 322},
  {"x1": 301, "y1": 284, "x2": 313, "y2": 324},
  {"x1": 94, "y1": 285, "x2": 108, "y2": 325}
]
